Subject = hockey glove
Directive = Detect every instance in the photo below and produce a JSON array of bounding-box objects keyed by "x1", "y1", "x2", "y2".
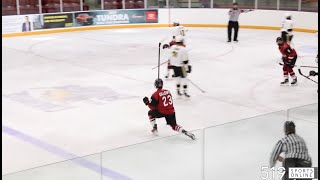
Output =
[
  {"x1": 309, "y1": 70, "x2": 317, "y2": 76},
  {"x1": 187, "y1": 65, "x2": 192, "y2": 73},
  {"x1": 143, "y1": 97, "x2": 149, "y2": 105},
  {"x1": 162, "y1": 44, "x2": 170, "y2": 49}
]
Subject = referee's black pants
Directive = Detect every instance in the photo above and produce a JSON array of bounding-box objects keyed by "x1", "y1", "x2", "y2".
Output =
[
  {"x1": 283, "y1": 158, "x2": 312, "y2": 180},
  {"x1": 228, "y1": 21, "x2": 239, "y2": 41}
]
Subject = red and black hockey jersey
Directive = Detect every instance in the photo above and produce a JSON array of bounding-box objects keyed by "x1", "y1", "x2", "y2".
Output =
[{"x1": 148, "y1": 88, "x2": 175, "y2": 115}]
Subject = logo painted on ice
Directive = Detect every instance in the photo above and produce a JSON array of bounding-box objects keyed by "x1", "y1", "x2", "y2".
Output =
[{"x1": 3, "y1": 85, "x2": 138, "y2": 112}]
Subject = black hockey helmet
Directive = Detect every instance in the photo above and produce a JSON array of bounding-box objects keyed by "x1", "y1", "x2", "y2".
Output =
[
  {"x1": 276, "y1": 37, "x2": 283, "y2": 42},
  {"x1": 154, "y1": 78, "x2": 163, "y2": 89},
  {"x1": 162, "y1": 44, "x2": 170, "y2": 49},
  {"x1": 276, "y1": 37, "x2": 284, "y2": 45},
  {"x1": 284, "y1": 121, "x2": 296, "y2": 135}
]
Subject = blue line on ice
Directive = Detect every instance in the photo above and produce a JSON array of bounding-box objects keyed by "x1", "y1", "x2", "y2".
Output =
[{"x1": 2, "y1": 125, "x2": 132, "y2": 180}]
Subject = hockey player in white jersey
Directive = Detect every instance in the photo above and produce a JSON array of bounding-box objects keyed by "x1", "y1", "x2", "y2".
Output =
[
  {"x1": 164, "y1": 20, "x2": 187, "y2": 79},
  {"x1": 169, "y1": 35, "x2": 191, "y2": 97},
  {"x1": 171, "y1": 20, "x2": 186, "y2": 43},
  {"x1": 281, "y1": 13, "x2": 294, "y2": 45}
]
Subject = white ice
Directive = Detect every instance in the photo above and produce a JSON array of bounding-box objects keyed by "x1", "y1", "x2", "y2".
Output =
[{"x1": 2, "y1": 27, "x2": 318, "y2": 180}]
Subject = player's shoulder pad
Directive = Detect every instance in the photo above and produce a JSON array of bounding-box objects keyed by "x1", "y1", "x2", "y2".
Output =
[
  {"x1": 283, "y1": 43, "x2": 290, "y2": 48},
  {"x1": 151, "y1": 91, "x2": 159, "y2": 99}
]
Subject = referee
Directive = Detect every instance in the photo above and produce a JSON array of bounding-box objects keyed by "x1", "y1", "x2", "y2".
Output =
[
  {"x1": 227, "y1": 2, "x2": 253, "y2": 42},
  {"x1": 269, "y1": 121, "x2": 312, "y2": 180}
]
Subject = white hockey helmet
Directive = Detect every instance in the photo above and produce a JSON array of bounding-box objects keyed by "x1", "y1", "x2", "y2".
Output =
[
  {"x1": 173, "y1": 19, "x2": 180, "y2": 26},
  {"x1": 175, "y1": 35, "x2": 184, "y2": 43},
  {"x1": 285, "y1": 12, "x2": 292, "y2": 19}
]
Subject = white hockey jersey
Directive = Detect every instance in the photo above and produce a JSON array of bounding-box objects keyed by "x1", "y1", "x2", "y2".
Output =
[
  {"x1": 281, "y1": 19, "x2": 294, "y2": 35},
  {"x1": 172, "y1": 26, "x2": 186, "y2": 38},
  {"x1": 169, "y1": 45, "x2": 189, "y2": 67}
]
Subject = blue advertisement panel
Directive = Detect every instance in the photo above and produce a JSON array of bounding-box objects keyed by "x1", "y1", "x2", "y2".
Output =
[{"x1": 74, "y1": 9, "x2": 158, "y2": 27}]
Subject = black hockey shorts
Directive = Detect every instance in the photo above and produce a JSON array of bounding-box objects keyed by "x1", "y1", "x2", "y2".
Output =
[
  {"x1": 289, "y1": 34, "x2": 293, "y2": 41},
  {"x1": 283, "y1": 56, "x2": 297, "y2": 68},
  {"x1": 148, "y1": 110, "x2": 177, "y2": 126},
  {"x1": 172, "y1": 66, "x2": 187, "y2": 78},
  {"x1": 281, "y1": 31, "x2": 293, "y2": 42},
  {"x1": 281, "y1": 31, "x2": 288, "y2": 42},
  {"x1": 282, "y1": 158, "x2": 312, "y2": 180}
]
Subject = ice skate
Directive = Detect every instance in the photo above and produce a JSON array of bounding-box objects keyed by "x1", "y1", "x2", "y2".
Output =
[
  {"x1": 280, "y1": 79, "x2": 289, "y2": 85},
  {"x1": 151, "y1": 124, "x2": 158, "y2": 135},
  {"x1": 291, "y1": 78, "x2": 297, "y2": 85},
  {"x1": 184, "y1": 131, "x2": 196, "y2": 140}
]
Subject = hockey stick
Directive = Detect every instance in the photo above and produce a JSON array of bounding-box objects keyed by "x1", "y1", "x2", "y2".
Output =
[
  {"x1": 152, "y1": 60, "x2": 169, "y2": 70},
  {"x1": 187, "y1": 79, "x2": 206, "y2": 93},
  {"x1": 279, "y1": 63, "x2": 318, "y2": 69},
  {"x1": 297, "y1": 68, "x2": 318, "y2": 84},
  {"x1": 158, "y1": 42, "x2": 161, "y2": 79},
  {"x1": 152, "y1": 49, "x2": 192, "y2": 70},
  {"x1": 157, "y1": 37, "x2": 172, "y2": 79}
]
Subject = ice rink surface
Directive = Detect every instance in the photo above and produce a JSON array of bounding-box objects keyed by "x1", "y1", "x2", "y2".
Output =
[{"x1": 2, "y1": 27, "x2": 318, "y2": 179}]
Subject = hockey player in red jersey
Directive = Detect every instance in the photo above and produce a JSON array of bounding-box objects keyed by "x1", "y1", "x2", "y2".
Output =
[
  {"x1": 143, "y1": 79, "x2": 195, "y2": 140},
  {"x1": 276, "y1": 37, "x2": 298, "y2": 85}
]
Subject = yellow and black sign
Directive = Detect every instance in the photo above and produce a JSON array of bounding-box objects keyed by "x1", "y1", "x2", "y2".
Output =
[{"x1": 43, "y1": 13, "x2": 73, "y2": 29}]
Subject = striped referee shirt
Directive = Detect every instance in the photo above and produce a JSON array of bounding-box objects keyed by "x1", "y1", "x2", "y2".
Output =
[
  {"x1": 270, "y1": 133, "x2": 312, "y2": 167},
  {"x1": 228, "y1": 9, "x2": 251, "y2": 22}
]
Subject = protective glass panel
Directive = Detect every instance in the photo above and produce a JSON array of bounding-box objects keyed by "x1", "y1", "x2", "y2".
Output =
[
  {"x1": 301, "y1": 0, "x2": 318, "y2": 12},
  {"x1": 62, "y1": 0, "x2": 80, "y2": 12},
  {"x1": 3, "y1": 153, "x2": 102, "y2": 180},
  {"x1": 2, "y1": 0, "x2": 18, "y2": 15},
  {"x1": 102, "y1": 130, "x2": 203, "y2": 180},
  {"x1": 125, "y1": 0, "x2": 144, "y2": 9},
  {"x1": 257, "y1": 0, "x2": 277, "y2": 10},
  {"x1": 213, "y1": 0, "x2": 234, "y2": 8},
  {"x1": 204, "y1": 111, "x2": 288, "y2": 180},
  {"x1": 279, "y1": 0, "x2": 299, "y2": 11}
]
